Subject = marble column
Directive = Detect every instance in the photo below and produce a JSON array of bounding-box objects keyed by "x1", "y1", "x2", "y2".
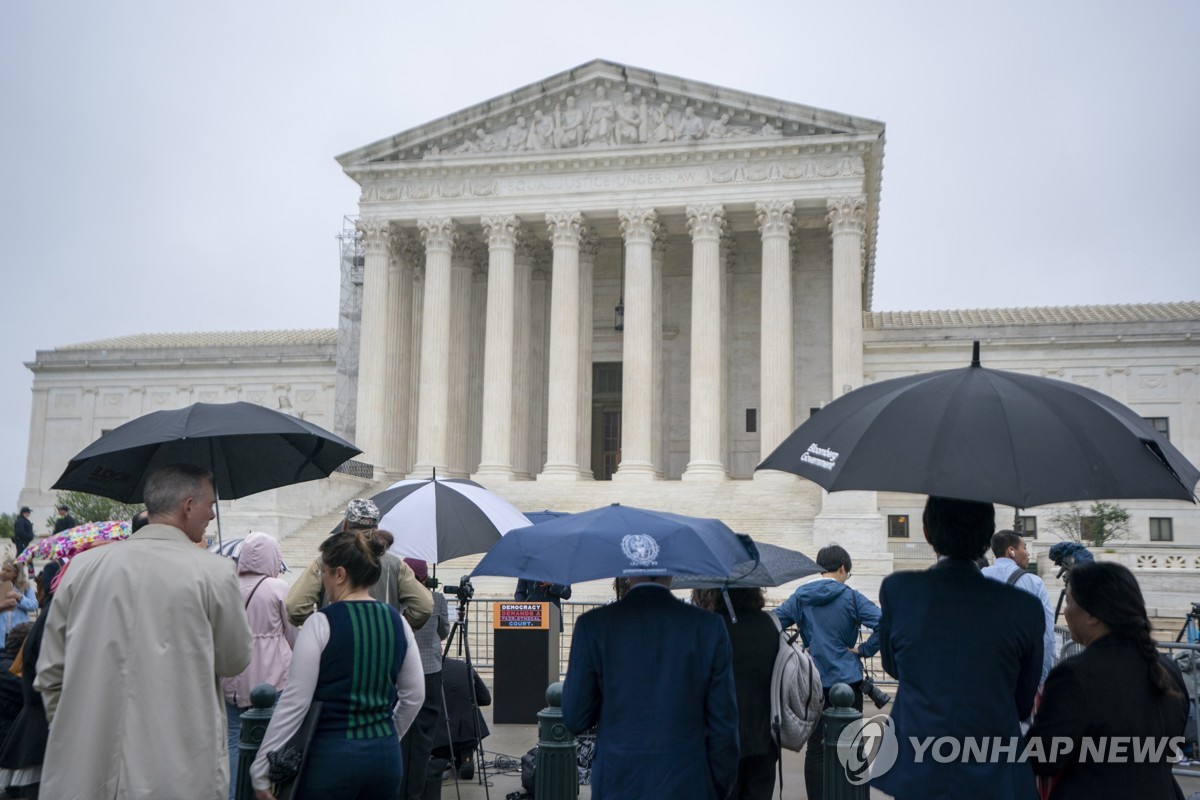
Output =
[
  {"x1": 473, "y1": 215, "x2": 521, "y2": 481},
  {"x1": 652, "y1": 226, "x2": 668, "y2": 477},
  {"x1": 828, "y1": 195, "x2": 868, "y2": 398},
  {"x1": 468, "y1": 261, "x2": 488, "y2": 474},
  {"x1": 576, "y1": 228, "x2": 599, "y2": 478},
  {"x1": 354, "y1": 217, "x2": 391, "y2": 472},
  {"x1": 447, "y1": 235, "x2": 482, "y2": 477},
  {"x1": 816, "y1": 194, "x2": 888, "y2": 593},
  {"x1": 613, "y1": 207, "x2": 660, "y2": 481},
  {"x1": 683, "y1": 203, "x2": 728, "y2": 480},
  {"x1": 540, "y1": 211, "x2": 586, "y2": 480},
  {"x1": 383, "y1": 226, "x2": 418, "y2": 475},
  {"x1": 756, "y1": 200, "x2": 796, "y2": 469},
  {"x1": 21, "y1": 388, "x2": 49, "y2": 501},
  {"x1": 407, "y1": 266, "x2": 424, "y2": 474},
  {"x1": 410, "y1": 217, "x2": 456, "y2": 478},
  {"x1": 531, "y1": 241, "x2": 553, "y2": 476},
  {"x1": 510, "y1": 228, "x2": 536, "y2": 479}
]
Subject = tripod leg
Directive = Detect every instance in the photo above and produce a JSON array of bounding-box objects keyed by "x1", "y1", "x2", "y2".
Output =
[{"x1": 455, "y1": 602, "x2": 490, "y2": 800}]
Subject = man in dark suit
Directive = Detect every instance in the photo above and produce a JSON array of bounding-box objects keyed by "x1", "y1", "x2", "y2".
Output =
[
  {"x1": 562, "y1": 575, "x2": 740, "y2": 800},
  {"x1": 12, "y1": 508, "x2": 33, "y2": 556},
  {"x1": 51, "y1": 505, "x2": 76, "y2": 534},
  {"x1": 872, "y1": 496, "x2": 1044, "y2": 800}
]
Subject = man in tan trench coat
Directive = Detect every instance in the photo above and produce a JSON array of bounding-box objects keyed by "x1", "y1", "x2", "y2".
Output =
[{"x1": 37, "y1": 464, "x2": 253, "y2": 800}]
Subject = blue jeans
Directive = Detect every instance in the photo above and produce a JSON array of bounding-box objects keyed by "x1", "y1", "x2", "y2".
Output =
[
  {"x1": 227, "y1": 700, "x2": 245, "y2": 800},
  {"x1": 299, "y1": 734, "x2": 403, "y2": 800}
]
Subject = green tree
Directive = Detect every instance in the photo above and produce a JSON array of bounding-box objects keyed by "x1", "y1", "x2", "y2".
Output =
[
  {"x1": 45, "y1": 492, "x2": 143, "y2": 531},
  {"x1": 1049, "y1": 501, "x2": 1132, "y2": 548},
  {"x1": 0, "y1": 513, "x2": 13, "y2": 540}
]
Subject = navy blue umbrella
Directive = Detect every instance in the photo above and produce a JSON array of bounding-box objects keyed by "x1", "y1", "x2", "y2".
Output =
[
  {"x1": 523, "y1": 510, "x2": 571, "y2": 525},
  {"x1": 470, "y1": 503, "x2": 754, "y2": 585},
  {"x1": 671, "y1": 541, "x2": 821, "y2": 589}
]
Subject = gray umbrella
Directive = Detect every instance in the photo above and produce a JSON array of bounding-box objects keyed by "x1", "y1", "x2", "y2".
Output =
[{"x1": 672, "y1": 540, "x2": 822, "y2": 589}]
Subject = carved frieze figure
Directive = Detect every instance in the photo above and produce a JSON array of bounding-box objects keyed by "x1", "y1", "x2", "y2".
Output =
[
  {"x1": 706, "y1": 113, "x2": 730, "y2": 139},
  {"x1": 584, "y1": 86, "x2": 616, "y2": 146},
  {"x1": 502, "y1": 116, "x2": 529, "y2": 151},
  {"x1": 647, "y1": 102, "x2": 675, "y2": 143},
  {"x1": 526, "y1": 109, "x2": 555, "y2": 150},
  {"x1": 676, "y1": 106, "x2": 704, "y2": 140},
  {"x1": 453, "y1": 127, "x2": 498, "y2": 154},
  {"x1": 554, "y1": 95, "x2": 584, "y2": 149},
  {"x1": 614, "y1": 91, "x2": 641, "y2": 145}
]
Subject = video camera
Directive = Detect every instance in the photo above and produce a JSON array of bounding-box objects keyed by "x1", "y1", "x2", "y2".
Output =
[
  {"x1": 860, "y1": 674, "x2": 891, "y2": 709},
  {"x1": 444, "y1": 575, "x2": 475, "y2": 603},
  {"x1": 1048, "y1": 541, "x2": 1095, "y2": 582}
]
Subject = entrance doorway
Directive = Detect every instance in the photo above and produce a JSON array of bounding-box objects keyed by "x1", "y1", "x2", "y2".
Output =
[{"x1": 591, "y1": 362, "x2": 622, "y2": 480}]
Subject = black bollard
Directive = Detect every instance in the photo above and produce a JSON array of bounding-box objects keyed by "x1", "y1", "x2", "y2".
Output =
[
  {"x1": 234, "y1": 683, "x2": 278, "y2": 800},
  {"x1": 822, "y1": 682, "x2": 869, "y2": 800},
  {"x1": 534, "y1": 682, "x2": 578, "y2": 800}
]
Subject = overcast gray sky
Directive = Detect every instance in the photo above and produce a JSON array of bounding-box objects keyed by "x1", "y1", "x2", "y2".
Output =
[{"x1": 3, "y1": 0, "x2": 1197, "y2": 508}]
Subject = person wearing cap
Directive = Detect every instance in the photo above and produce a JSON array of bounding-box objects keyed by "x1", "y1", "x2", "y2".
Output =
[
  {"x1": 51, "y1": 505, "x2": 76, "y2": 535},
  {"x1": 12, "y1": 509, "x2": 33, "y2": 557},
  {"x1": 285, "y1": 499, "x2": 432, "y2": 632},
  {"x1": 398, "y1": 557, "x2": 448, "y2": 800}
]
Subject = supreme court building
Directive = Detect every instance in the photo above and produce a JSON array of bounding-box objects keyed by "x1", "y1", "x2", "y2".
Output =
[
  {"x1": 20, "y1": 61, "x2": 1200, "y2": 603},
  {"x1": 340, "y1": 59, "x2": 882, "y2": 486}
]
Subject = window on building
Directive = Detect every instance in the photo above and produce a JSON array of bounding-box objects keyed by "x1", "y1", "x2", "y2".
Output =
[
  {"x1": 594, "y1": 363, "x2": 622, "y2": 394},
  {"x1": 746, "y1": 409, "x2": 757, "y2": 433},
  {"x1": 1150, "y1": 517, "x2": 1174, "y2": 542},
  {"x1": 1144, "y1": 417, "x2": 1170, "y2": 441},
  {"x1": 1016, "y1": 516, "x2": 1037, "y2": 538},
  {"x1": 888, "y1": 514, "x2": 910, "y2": 538}
]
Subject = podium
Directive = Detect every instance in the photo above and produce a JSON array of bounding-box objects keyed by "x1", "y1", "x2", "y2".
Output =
[{"x1": 492, "y1": 601, "x2": 560, "y2": 724}]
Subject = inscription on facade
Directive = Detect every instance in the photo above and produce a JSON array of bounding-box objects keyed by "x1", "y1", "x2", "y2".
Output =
[{"x1": 361, "y1": 157, "x2": 865, "y2": 204}]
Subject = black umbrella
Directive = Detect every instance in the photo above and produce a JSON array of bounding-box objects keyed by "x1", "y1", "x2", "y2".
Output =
[
  {"x1": 52, "y1": 402, "x2": 362, "y2": 543},
  {"x1": 671, "y1": 541, "x2": 822, "y2": 589},
  {"x1": 758, "y1": 342, "x2": 1200, "y2": 509}
]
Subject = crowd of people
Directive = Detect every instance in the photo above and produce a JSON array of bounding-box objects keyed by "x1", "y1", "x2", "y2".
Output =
[
  {"x1": 562, "y1": 496, "x2": 1191, "y2": 800},
  {"x1": 2, "y1": 472, "x2": 1192, "y2": 800}
]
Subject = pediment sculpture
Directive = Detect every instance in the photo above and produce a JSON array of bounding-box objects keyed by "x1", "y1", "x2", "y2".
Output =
[{"x1": 420, "y1": 84, "x2": 795, "y2": 161}]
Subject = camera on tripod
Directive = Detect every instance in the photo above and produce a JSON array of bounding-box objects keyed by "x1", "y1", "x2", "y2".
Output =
[
  {"x1": 444, "y1": 575, "x2": 475, "y2": 602},
  {"x1": 861, "y1": 674, "x2": 891, "y2": 709}
]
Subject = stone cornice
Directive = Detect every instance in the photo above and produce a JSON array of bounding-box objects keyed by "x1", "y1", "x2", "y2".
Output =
[{"x1": 350, "y1": 137, "x2": 874, "y2": 190}]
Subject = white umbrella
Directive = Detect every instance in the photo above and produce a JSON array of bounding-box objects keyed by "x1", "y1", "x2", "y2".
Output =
[{"x1": 370, "y1": 476, "x2": 530, "y2": 563}]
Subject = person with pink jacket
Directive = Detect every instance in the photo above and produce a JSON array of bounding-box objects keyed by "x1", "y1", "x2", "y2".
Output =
[{"x1": 222, "y1": 532, "x2": 297, "y2": 800}]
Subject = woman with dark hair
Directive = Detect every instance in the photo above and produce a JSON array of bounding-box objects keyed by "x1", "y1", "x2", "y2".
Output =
[
  {"x1": 1027, "y1": 561, "x2": 1188, "y2": 799},
  {"x1": 692, "y1": 587, "x2": 779, "y2": 800},
  {"x1": 251, "y1": 530, "x2": 424, "y2": 800},
  {"x1": 0, "y1": 560, "x2": 62, "y2": 800}
]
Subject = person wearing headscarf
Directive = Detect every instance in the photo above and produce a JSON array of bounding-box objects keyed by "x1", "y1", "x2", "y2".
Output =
[
  {"x1": 1027, "y1": 561, "x2": 1188, "y2": 799},
  {"x1": 221, "y1": 532, "x2": 297, "y2": 800},
  {"x1": 0, "y1": 560, "x2": 62, "y2": 800}
]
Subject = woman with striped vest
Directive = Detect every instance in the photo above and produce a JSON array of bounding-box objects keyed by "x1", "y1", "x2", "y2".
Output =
[{"x1": 252, "y1": 530, "x2": 425, "y2": 799}]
